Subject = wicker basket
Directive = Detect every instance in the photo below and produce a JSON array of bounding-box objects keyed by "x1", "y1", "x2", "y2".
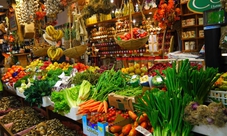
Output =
[
  {"x1": 63, "y1": 44, "x2": 87, "y2": 58},
  {"x1": 33, "y1": 47, "x2": 49, "y2": 57},
  {"x1": 114, "y1": 33, "x2": 149, "y2": 50},
  {"x1": 64, "y1": 39, "x2": 81, "y2": 49}
]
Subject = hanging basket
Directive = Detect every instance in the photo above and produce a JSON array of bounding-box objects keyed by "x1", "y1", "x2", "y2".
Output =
[
  {"x1": 64, "y1": 39, "x2": 81, "y2": 49},
  {"x1": 33, "y1": 47, "x2": 49, "y2": 57},
  {"x1": 64, "y1": 40, "x2": 71, "y2": 49},
  {"x1": 114, "y1": 33, "x2": 149, "y2": 50},
  {"x1": 114, "y1": 0, "x2": 149, "y2": 50},
  {"x1": 63, "y1": 44, "x2": 87, "y2": 58}
]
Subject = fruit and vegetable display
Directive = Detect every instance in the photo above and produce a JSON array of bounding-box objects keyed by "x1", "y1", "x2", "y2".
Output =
[
  {"x1": 135, "y1": 59, "x2": 219, "y2": 136},
  {"x1": 51, "y1": 80, "x2": 92, "y2": 114},
  {"x1": 72, "y1": 62, "x2": 89, "y2": 72},
  {"x1": 72, "y1": 70, "x2": 101, "y2": 85},
  {"x1": 121, "y1": 63, "x2": 148, "y2": 76},
  {"x1": 213, "y1": 72, "x2": 227, "y2": 91},
  {"x1": 1, "y1": 58, "x2": 225, "y2": 136},
  {"x1": 148, "y1": 62, "x2": 172, "y2": 76},
  {"x1": 1, "y1": 65, "x2": 27, "y2": 86},
  {"x1": 184, "y1": 102, "x2": 227, "y2": 127},
  {"x1": 24, "y1": 119, "x2": 78, "y2": 136},
  {"x1": 116, "y1": 28, "x2": 148, "y2": 41},
  {"x1": 0, "y1": 107, "x2": 45, "y2": 134},
  {"x1": 0, "y1": 96, "x2": 21, "y2": 115}
]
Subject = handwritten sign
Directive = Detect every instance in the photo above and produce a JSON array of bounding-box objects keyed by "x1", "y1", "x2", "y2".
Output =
[
  {"x1": 188, "y1": 0, "x2": 221, "y2": 13},
  {"x1": 9, "y1": 14, "x2": 17, "y2": 31}
]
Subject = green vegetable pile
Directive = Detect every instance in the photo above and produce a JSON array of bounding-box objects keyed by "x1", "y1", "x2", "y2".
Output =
[
  {"x1": 91, "y1": 68, "x2": 127, "y2": 101},
  {"x1": 24, "y1": 80, "x2": 53, "y2": 107},
  {"x1": 135, "y1": 59, "x2": 220, "y2": 136},
  {"x1": 23, "y1": 68, "x2": 73, "y2": 107},
  {"x1": 51, "y1": 80, "x2": 92, "y2": 114},
  {"x1": 115, "y1": 86, "x2": 142, "y2": 97},
  {"x1": 72, "y1": 70, "x2": 101, "y2": 85}
]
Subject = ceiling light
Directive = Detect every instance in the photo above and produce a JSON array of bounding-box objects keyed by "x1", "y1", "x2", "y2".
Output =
[{"x1": 0, "y1": 5, "x2": 3, "y2": 8}]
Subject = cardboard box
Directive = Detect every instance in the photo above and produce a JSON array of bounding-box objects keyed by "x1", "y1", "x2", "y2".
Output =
[
  {"x1": 64, "y1": 107, "x2": 83, "y2": 121},
  {"x1": 108, "y1": 93, "x2": 135, "y2": 111},
  {"x1": 82, "y1": 115, "x2": 108, "y2": 136},
  {"x1": 108, "y1": 86, "x2": 150, "y2": 111}
]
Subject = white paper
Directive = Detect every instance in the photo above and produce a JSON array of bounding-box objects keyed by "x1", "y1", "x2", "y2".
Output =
[
  {"x1": 136, "y1": 126, "x2": 152, "y2": 136},
  {"x1": 54, "y1": 81, "x2": 62, "y2": 88}
]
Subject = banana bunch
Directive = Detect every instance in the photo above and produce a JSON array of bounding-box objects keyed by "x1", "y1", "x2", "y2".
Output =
[
  {"x1": 45, "y1": 25, "x2": 63, "y2": 41},
  {"x1": 47, "y1": 46, "x2": 64, "y2": 61}
]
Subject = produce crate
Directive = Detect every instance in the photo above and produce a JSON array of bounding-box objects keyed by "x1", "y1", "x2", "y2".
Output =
[
  {"x1": 192, "y1": 123, "x2": 227, "y2": 136},
  {"x1": 64, "y1": 107, "x2": 82, "y2": 121},
  {"x1": 108, "y1": 93, "x2": 135, "y2": 111},
  {"x1": 82, "y1": 115, "x2": 108, "y2": 136},
  {"x1": 208, "y1": 90, "x2": 227, "y2": 105}
]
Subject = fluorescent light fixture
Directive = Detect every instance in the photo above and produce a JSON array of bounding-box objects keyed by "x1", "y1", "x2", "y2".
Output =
[
  {"x1": 0, "y1": 5, "x2": 3, "y2": 8},
  {"x1": 222, "y1": 53, "x2": 227, "y2": 56}
]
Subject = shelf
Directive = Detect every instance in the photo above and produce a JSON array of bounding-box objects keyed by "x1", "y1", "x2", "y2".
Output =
[
  {"x1": 182, "y1": 37, "x2": 204, "y2": 40},
  {"x1": 182, "y1": 25, "x2": 203, "y2": 28},
  {"x1": 86, "y1": 8, "x2": 157, "y2": 28},
  {"x1": 181, "y1": 13, "x2": 197, "y2": 17}
]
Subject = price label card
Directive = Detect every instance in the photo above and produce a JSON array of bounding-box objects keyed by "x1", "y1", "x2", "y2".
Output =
[{"x1": 136, "y1": 126, "x2": 152, "y2": 136}]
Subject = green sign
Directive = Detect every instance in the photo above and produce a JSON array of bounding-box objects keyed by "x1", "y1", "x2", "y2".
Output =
[{"x1": 188, "y1": 0, "x2": 221, "y2": 13}]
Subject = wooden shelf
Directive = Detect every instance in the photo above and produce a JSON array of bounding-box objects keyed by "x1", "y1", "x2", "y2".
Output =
[
  {"x1": 182, "y1": 13, "x2": 197, "y2": 16},
  {"x1": 182, "y1": 37, "x2": 204, "y2": 40},
  {"x1": 180, "y1": 0, "x2": 204, "y2": 53},
  {"x1": 182, "y1": 25, "x2": 203, "y2": 28}
]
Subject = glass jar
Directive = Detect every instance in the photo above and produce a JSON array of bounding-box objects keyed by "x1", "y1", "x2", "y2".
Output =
[
  {"x1": 141, "y1": 57, "x2": 148, "y2": 68},
  {"x1": 128, "y1": 57, "x2": 134, "y2": 67},
  {"x1": 148, "y1": 56, "x2": 154, "y2": 69},
  {"x1": 122, "y1": 57, "x2": 128, "y2": 68},
  {"x1": 134, "y1": 57, "x2": 140, "y2": 67},
  {"x1": 116, "y1": 57, "x2": 123, "y2": 70}
]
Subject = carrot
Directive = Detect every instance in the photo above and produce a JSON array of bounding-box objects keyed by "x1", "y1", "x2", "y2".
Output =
[
  {"x1": 97, "y1": 102, "x2": 104, "y2": 112},
  {"x1": 79, "y1": 99, "x2": 95, "y2": 107},
  {"x1": 103, "y1": 100, "x2": 108, "y2": 113},
  {"x1": 77, "y1": 109, "x2": 89, "y2": 115},
  {"x1": 90, "y1": 105, "x2": 100, "y2": 111},
  {"x1": 81, "y1": 101, "x2": 101, "y2": 108}
]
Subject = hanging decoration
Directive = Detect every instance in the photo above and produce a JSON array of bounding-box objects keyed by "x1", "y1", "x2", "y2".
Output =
[
  {"x1": 153, "y1": 0, "x2": 181, "y2": 58},
  {"x1": 81, "y1": 0, "x2": 116, "y2": 19},
  {"x1": 44, "y1": 0, "x2": 66, "y2": 18},
  {"x1": 15, "y1": 0, "x2": 40, "y2": 25}
]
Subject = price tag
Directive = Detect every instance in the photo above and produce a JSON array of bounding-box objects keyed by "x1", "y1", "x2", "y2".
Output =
[
  {"x1": 135, "y1": 126, "x2": 152, "y2": 136},
  {"x1": 54, "y1": 81, "x2": 62, "y2": 88}
]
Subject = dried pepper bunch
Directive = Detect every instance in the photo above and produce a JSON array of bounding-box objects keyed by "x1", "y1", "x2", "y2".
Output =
[{"x1": 153, "y1": 0, "x2": 181, "y2": 29}]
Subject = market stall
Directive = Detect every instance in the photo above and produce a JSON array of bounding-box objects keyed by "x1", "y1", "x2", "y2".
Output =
[{"x1": 1, "y1": 0, "x2": 227, "y2": 136}]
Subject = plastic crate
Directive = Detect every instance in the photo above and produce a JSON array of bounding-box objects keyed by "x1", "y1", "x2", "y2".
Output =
[{"x1": 208, "y1": 90, "x2": 227, "y2": 105}]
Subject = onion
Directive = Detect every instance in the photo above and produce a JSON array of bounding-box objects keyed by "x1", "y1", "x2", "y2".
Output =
[
  {"x1": 191, "y1": 102, "x2": 199, "y2": 110},
  {"x1": 206, "y1": 117, "x2": 213, "y2": 124}
]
